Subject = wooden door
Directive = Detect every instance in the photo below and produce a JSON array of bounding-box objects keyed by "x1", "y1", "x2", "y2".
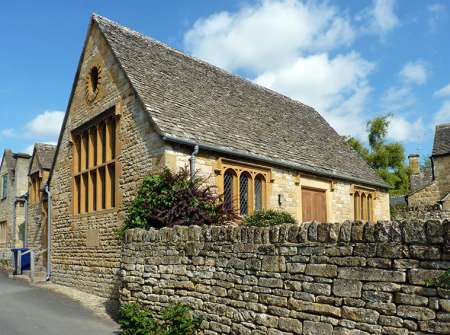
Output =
[{"x1": 302, "y1": 188, "x2": 327, "y2": 222}]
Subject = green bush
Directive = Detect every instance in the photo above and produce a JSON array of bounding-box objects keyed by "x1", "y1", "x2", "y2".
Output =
[
  {"x1": 119, "y1": 303, "x2": 157, "y2": 335},
  {"x1": 119, "y1": 303, "x2": 203, "y2": 335},
  {"x1": 245, "y1": 209, "x2": 296, "y2": 226},
  {"x1": 121, "y1": 168, "x2": 235, "y2": 234}
]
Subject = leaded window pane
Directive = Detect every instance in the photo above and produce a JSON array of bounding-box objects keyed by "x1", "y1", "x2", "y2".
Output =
[
  {"x1": 240, "y1": 174, "x2": 249, "y2": 216},
  {"x1": 254, "y1": 176, "x2": 263, "y2": 211},
  {"x1": 224, "y1": 171, "x2": 234, "y2": 210}
]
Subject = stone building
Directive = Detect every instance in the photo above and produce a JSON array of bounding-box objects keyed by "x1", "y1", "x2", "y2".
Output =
[
  {"x1": 49, "y1": 15, "x2": 390, "y2": 298},
  {"x1": 27, "y1": 143, "x2": 55, "y2": 273},
  {"x1": 408, "y1": 124, "x2": 450, "y2": 208},
  {"x1": 0, "y1": 149, "x2": 30, "y2": 253}
]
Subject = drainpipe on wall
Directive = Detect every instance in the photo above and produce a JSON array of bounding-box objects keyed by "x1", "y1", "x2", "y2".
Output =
[
  {"x1": 23, "y1": 194, "x2": 28, "y2": 249},
  {"x1": 44, "y1": 184, "x2": 52, "y2": 281},
  {"x1": 12, "y1": 199, "x2": 16, "y2": 249},
  {"x1": 189, "y1": 144, "x2": 199, "y2": 178}
]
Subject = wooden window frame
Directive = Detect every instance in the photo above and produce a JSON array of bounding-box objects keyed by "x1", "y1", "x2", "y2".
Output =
[
  {"x1": 71, "y1": 106, "x2": 121, "y2": 215},
  {"x1": 351, "y1": 185, "x2": 376, "y2": 222},
  {"x1": 215, "y1": 158, "x2": 271, "y2": 216}
]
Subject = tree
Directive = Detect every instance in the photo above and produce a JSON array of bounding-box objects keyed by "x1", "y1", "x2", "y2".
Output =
[{"x1": 346, "y1": 115, "x2": 410, "y2": 195}]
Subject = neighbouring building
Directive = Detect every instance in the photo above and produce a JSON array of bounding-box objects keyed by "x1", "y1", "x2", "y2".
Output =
[
  {"x1": 27, "y1": 143, "x2": 56, "y2": 274},
  {"x1": 408, "y1": 123, "x2": 450, "y2": 208},
  {"x1": 49, "y1": 15, "x2": 390, "y2": 298},
  {"x1": 0, "y1": 149, "x2": 31, "y2": 254}
]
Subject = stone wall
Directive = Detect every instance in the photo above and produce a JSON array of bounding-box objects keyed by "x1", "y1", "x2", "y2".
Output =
[
  {"x1": 393, "y1": 207, "x2": 450, "y2": 221},
  {"x1": 121, "y1": 221, "x2": 450, "y2": 335}
]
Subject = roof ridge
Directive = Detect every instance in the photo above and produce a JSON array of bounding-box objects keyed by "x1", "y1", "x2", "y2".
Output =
[{"x1": 92, "y1": 14, "x2": 316, "y2": 113}]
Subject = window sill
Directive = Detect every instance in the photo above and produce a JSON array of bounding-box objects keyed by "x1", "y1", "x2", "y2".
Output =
[{"x1": 72, "y1": 208, "x2": 118, "y2": 218}]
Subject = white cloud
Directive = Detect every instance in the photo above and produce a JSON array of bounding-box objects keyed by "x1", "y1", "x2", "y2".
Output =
[
  {"x1": 254, "y1": 52, "x2": 374, "y2": 139},
  {"x1": 381, "y1": 86, "x2": 416, "y2": 114},
  {"x1": 433, "y1": 100, "x2": 450, "y2": 125},
  {"x1": 434, "y1": 83, "x2": 450, "y2": 98},
  {"x1": 25, "y1": 111, "x2": 64, "y2": 138},
  {"x1": 0, "y1": 128, "x2": 16, "y2": 138},
  {"x1": 387, "y1": 116, "x2": 425, "y2": 142},
  {"x1": 358, "y1": 0, "x2": 399, "y2": 35},
  {"x1": 428, "y1": 3, "x2": 447, "y2": 32},
  {"x1": 400, "y1": 61, "x2": 429, "y2": 85},
  {"x1": 184, "y1": 0, "x2": 356, "y2": 72}
]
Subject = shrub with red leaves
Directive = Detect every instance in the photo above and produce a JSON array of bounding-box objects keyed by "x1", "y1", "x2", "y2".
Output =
[{"x1": 121, "y1": 168, "x2": 235, "y2": 233}]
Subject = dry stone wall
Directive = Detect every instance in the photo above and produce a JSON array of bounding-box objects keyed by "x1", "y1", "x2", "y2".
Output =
[{"x1": 121, "y1": 221, "x2": 450, "y2": 335}]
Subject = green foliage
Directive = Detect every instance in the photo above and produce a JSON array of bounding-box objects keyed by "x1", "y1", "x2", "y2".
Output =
[
  {"x1": 426, "y1": 269, "x2": 450, "y2": 288},
  {"x1": 160, "y1": 304, "x2": 203, "y2": 335},
  {"x1": 346, "y1": 115, "x2": 411, "y2": 195},
  {"x1": 245, "y1": 209, "x2": 296, "y2": 226},
  {"x1": 121, "y1": 168, "x2": 235, "y2": 234},
  {"x1": 119, "y1": 303, "x2": 203, "y2": 335},
  {"x1": 119, "y1": 303, "x2": 157, "y2": 335}
]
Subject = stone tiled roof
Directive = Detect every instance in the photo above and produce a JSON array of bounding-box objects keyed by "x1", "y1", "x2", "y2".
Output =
[
  {"x1": 92, "y1": 15, "x2": 387, "y2": 188},
  {"x1": 432, "y1": 124, "x2": 450, "y2": 157},
  {"x1": 36, "y1": 143, "x2": 56, "y2": 170},
  {"x1": 1, "y1": 149, "x2": 16, "y2": 178},
  {"x1": 30, "y1": 143, "x2": 56, "y2": 175}
]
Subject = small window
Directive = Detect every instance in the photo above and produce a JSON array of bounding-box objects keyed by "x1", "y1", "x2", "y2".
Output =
[
  {"x1": 219, "y1": 160, "x2": 269, "y2": 216},
  {"x1": 254, "y1": 175, "x2": 264, "y2": 211},
  {"x1": 353, "y1": 188, "x2": 375, "y2": 222},
  {"x1": 239, "y1": 173, "x2": 249, "y2": 216},
  {"x1": 223, "y1": 170, "x2": 235, "y2": 211},
  {"x1": 90, "y1": 67, "x2": 99, "y2": 92}
]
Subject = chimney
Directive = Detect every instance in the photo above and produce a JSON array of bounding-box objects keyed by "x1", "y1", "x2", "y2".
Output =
[{"x1": 408, "y1": 154, "x2": 420, "y2": 174}]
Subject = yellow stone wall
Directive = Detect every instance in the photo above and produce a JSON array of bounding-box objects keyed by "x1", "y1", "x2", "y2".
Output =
[{"x1": 164, "y1": 148, "x2": 390, "y2": 222}]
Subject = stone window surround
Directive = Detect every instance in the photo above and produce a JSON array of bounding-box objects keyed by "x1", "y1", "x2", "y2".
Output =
[
  {"x1": 351, "y1": 185, "x2": 376, "y2": 222},
  {"x1": 71, "y1": 106, "x2": 121, "y2": 215},
  {"x1": 215, "y1": 158, "x2": 271, "y2": 216}
]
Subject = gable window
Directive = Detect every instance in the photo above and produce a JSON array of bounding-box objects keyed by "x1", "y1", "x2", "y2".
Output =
[
  {"x1": 217, "y1": 159, "x2": 270, "y2": 216},
  {"x1": 72, "y1": 107, "x2": 119, "y2": 214},
  {"x1": 353, "y1": 187, "x2": 375, "y2": 221},
  {"x1": 1, "y1": 174, "x2": 7, "y2": 200}
]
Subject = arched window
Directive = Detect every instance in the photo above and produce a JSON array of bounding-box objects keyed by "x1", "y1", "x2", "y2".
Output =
[
  {"x1": 353, "y1": 187, "x2": 376, "y2": 222},
  {"x1": 354, "y1": 192, "x2": 360, "y2": 220},
  {"x1": 239, "y1": 173, "x2": 250, "y2": 216},
  {"x1": 254, "y1": 174, "x2": 265, "y2": 212},
  {"x1": 361, "y1": 193, "x2": 367, "y2": 221},
  {"x1": 223, "y1": 169, "x2": 235, "y2": 211}
]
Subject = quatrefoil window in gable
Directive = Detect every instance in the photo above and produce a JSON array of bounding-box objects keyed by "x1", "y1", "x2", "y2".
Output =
[{"x1": 85, "y1": 65, "x2": 102, "y2": 102}]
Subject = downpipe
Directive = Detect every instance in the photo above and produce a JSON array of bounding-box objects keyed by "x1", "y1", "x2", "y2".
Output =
[
  {"x1": 189, "y1": 144, "x2": 199, "y2": 178},
  {"x1": 44, "y1": 184, "x2": 52, "y2": 281}
]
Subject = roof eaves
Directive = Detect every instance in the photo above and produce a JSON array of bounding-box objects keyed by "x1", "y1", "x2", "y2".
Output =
[{"x1": 162, "y1": 134, "x2": 391, "y2": 190}]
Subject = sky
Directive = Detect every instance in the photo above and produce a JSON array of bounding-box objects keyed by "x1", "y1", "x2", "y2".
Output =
[{"x1": 0, "y1": 0, "x2": 449, "y2": 164}]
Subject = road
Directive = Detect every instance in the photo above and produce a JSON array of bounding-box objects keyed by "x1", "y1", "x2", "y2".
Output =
[{"x1": 0, "y1": 272, "x2": 119, "y2": 335}]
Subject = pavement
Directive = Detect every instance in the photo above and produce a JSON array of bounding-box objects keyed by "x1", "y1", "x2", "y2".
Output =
[{"x1": 0, "y1": 271, "x2": 119, "y2": 335}]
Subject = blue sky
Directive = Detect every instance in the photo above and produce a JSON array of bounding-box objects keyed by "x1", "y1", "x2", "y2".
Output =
[{"x1": 0, "y1": 0, "x2": 449, "y2": 164}]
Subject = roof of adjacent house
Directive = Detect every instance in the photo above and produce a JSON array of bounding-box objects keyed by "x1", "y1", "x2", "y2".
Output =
[
  {"x1": 51, "y1": 15, "x2": 389, "y2": 189},
  {"x1": 29, "y1": 143, "x2": 56, "y2": 175},
  {"x1": 1, "y1": 149, "x2": 31, "y2": 179},
  {"x1": 432, "y1": 123, "x2": 450, "y2": 157}
]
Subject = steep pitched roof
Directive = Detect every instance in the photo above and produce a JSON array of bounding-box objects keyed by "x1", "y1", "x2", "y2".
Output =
[
  {"x1": 29, "y1": 143, "x2": 56, "y2": 175},
  {"x1": 51, "y1": 15, "x2": 388, "y2": 189},
  {"x1": 432, "y1": 124, "x2": 450, "y2": 157}
]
